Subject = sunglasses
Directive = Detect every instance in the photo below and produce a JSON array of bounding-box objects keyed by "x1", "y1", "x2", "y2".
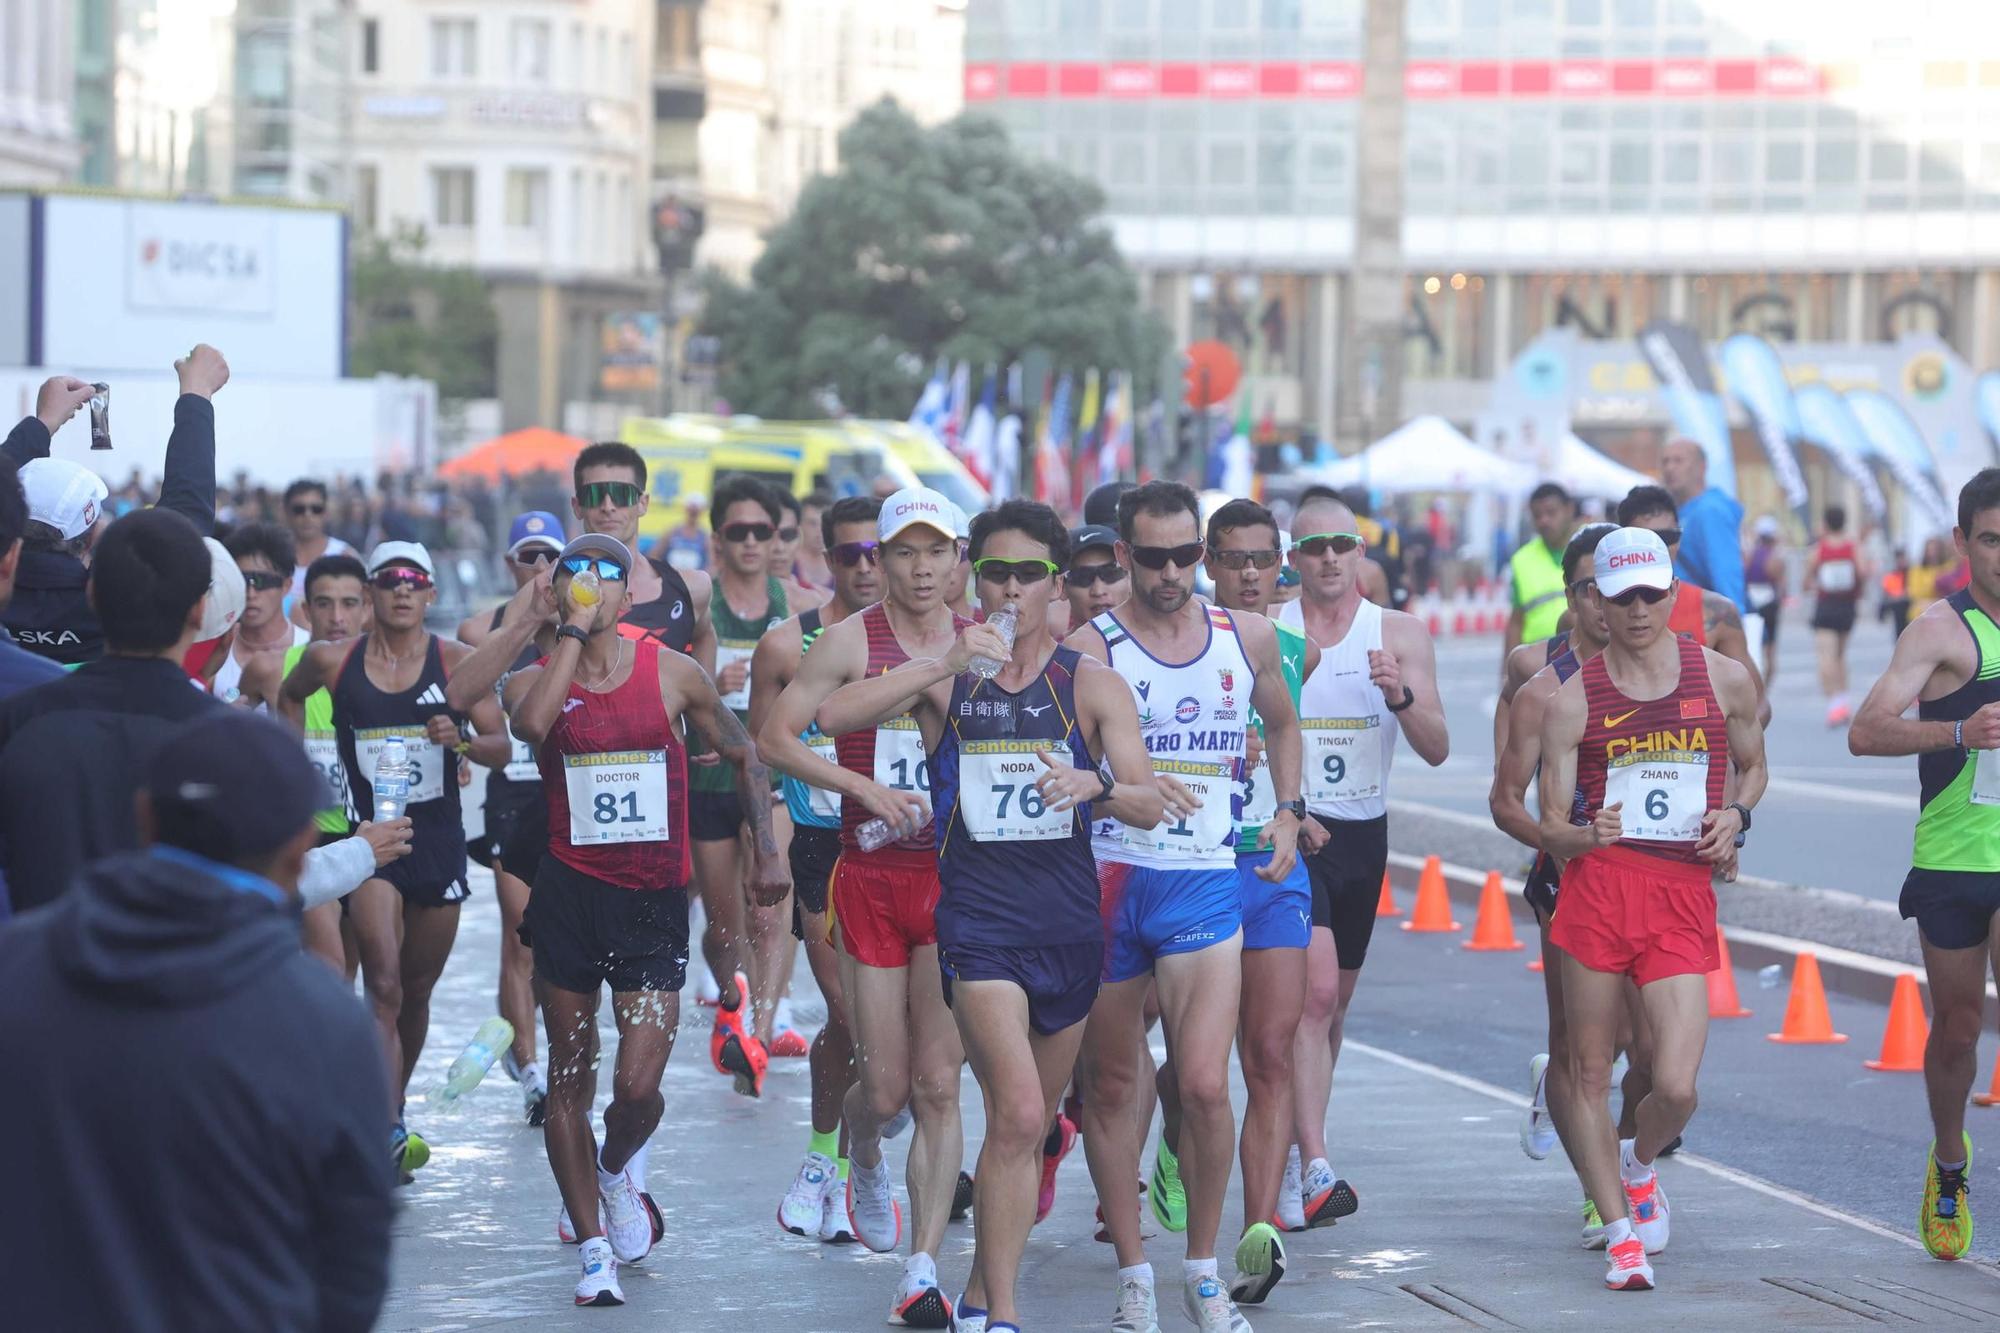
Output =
[
  {"x1": 289, "y1": 503, "x2": 325, "y2": 516},
  {"x1": 972, "y1": 557, "x2": 1059, "y2": 585},
  {"x1": 720, "y1": 522, "x2": 775, "y2": 544},
  {"x1": 512, "y1": 547, "x2": 559, "y2": 566},
  {"x1": 1292, "y1": 532, "x2": 1363, "y2": 558},
  {"x1": 578, "y1": 481, "x2": 643, "y2": 509},
  {"x1": 242, "y1": 571, "x2": 287, "y2": 592},
  {"x1": 1606, "y1": 584, "x2": 1671, "y2": 606},
  {"x1": 370, "y1": 567, "x2": 433, "y2": 592},
  {"x1": 776, "y1": 526, "x2": 800, "y2": 543},
  {"x1": 1567, "y1": 578, "x2": 1597, "y2": 595},
  {"x1": 1067, "y1": 563, "x2": 1127, "y2": 588},
  {"x1": 831, "y1": 540, "x2": 881, "y2": 567},
  {"x1": 561, "y1": 556, "x2": 629, "y2": 582},
  {"x1": 1649, "y1": 527, "x2": 1683, "y2": 547},
  {"x1": 1129, "y1": 541, "x2": 1206, "y2": 570},
  {"x1": 1213, "y1": 549, "x2": 1281, "y2": 571}
]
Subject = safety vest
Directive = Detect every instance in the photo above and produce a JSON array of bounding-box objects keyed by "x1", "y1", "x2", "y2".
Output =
[{"x1": 1509, "y1": 539, "x2": 1567, "y2": 641}]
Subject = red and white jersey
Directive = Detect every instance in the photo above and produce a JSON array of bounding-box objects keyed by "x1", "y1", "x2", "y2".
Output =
[{"x1": 1574, "y1": 637, "x2": 1728, "y2": 865}]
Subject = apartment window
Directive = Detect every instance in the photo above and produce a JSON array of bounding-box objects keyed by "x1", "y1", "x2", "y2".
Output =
[
  {"x1": 506, "y1": 168, "x2": 548, "y2": 228},
  {"x1": 431, "y1": 167, "x2": 475, "y2": 227},
  {"x1": 618, "y1": 34, "x2": 632, "y2": 89},
  {"x1": 1816, "y1": 139, "x2": 1859, "y2": 185},
  {"x1": 512, "y1": 19, "x2": 551, "y2": 83},
  {"x1": 570, "y1": 24, "x2": 584, "y2": 85},
  {"x1": 359, "y1": 18, "x2": 379, "y2": 74},
  {"x1": 353, "y1": 164, "x2": 378, "y2": 232},
  {"x1": 430, "y1": 18, "x2": 476, "y2": 79},
  {"x1": 595, "y1": 28, "x2": 608, "y2": 85}
]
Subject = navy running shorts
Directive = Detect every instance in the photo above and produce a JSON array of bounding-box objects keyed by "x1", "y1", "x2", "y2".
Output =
[
  {"x1": 938, "y1": 938, "x2": 1104, "y2": 1036},
  {"x1": 1900, "y1": 867, "x2": 2000, "y2": 951}
]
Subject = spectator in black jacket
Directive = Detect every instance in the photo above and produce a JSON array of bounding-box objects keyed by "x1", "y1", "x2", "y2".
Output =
[
  {"x1": 0, "y1": 709, "x2": 393, "y2": 1333},
  {"x1": 0, "y1": 458, "x2": 64, "y2": 702},
  {"x1": 1, "y1": 345, "x2": 228, "y2": 664},
  {"x1": 0, "y1": 507, "x2": 221, "y2": 911}
]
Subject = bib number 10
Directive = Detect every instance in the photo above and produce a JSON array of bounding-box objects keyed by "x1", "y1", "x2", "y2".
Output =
[
  {"x1": 593, "y1": 791, "x2": 646, "y2": 825},
  {"x1": 888, "y1": 757, "x2": 930, "y2": 793}
]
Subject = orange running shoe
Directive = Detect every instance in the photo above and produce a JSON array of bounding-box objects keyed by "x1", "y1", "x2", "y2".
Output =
[
  {"x1": 716, "y1": 1029, "x2": 768, "y2": 1098},
  {"x1": 768, "y1": 1027, "x2": 811, "y2": 1058},
  {"x1": 1604, "y1": 1236, "x2": 1654, "y2": 1290},
  {"x1": 709, "y1": 971, "x2": 751, "y2": 1074}
]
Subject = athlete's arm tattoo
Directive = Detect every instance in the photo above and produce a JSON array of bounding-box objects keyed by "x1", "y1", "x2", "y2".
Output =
[{"x1": 704, "y1": 699, "x2": 780, "y2": 861}]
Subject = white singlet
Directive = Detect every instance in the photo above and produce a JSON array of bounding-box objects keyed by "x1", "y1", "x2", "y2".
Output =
[
  {"x1": 214, "y1": 624, "x2": 310, "y2": 707},
  {"x1": 1280, "y1": 597, "x2": 1399, "y2": 822},
  {"x1": 1089, "y1": 605, "x2": 1253, "y2": 868}
]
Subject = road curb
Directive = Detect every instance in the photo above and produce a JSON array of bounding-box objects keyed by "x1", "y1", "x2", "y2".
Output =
[{"x1": 1383, "y1": 851, "x2": 2000, "y2": 1024}]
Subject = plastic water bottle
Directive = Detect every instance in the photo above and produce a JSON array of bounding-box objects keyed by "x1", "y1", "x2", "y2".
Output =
[
  {"x1": 968, "y1": 605, "x2": 1018, "y2": 680},
  {"x1": 437, "y1": 1016, "x2": 515, "y2": 1105},
  {"x1": 857, "y1": 816, "x2": 918, "y2": 852},
  {"x1": 1757, "y1": 964, "x2": 1785, "y2": 990},
  {"x1": 373, "y1": 736, "x2": 410, "y2": 822}
]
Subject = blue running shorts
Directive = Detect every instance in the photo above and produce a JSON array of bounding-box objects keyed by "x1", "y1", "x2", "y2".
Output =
[
  {"x1": 1236, "y1": 849, "x2": 1312, "y2": 951},
  {"x1": 1097, "y1": 861, "x2": 1243, "y2": 984}
]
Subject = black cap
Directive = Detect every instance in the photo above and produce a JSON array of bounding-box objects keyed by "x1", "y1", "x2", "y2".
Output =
[
  {"x1": 1083, "y1": 482, "x2": 1136, "y2": 528},
  {"x1": 148, "y1": 712, "x2": 326, "y2": 862},
  {"x1": 1069, "y1": 524, "x2": 1118, "y2": 558}
]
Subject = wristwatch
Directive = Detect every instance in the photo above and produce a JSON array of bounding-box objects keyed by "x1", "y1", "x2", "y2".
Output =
[
  {"x1": 556, "y1": 624, "x2": 589, "y2": 648},
  {"x1": 1095, "y1": 770, "x2": 1116, "y2": 803},
  {"x1": 1277, "y1": 799, "x2": 1308, "y2": 820},
  {"x1": 1386, "y1": 685, "x2": 1416, "y2": 713},
  {"x1": 1727, "y1": 800, "x2": 1752, "y2": 849}
]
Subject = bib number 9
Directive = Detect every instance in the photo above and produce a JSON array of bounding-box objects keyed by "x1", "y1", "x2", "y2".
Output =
[{"x1": 1322, "y1": 754, "x2": 1346, "y2": 787}]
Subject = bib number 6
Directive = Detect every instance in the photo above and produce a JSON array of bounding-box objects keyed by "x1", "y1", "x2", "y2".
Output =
[{"x1": 1645, "y1": 788, "x2": 1669, "y2": 821}]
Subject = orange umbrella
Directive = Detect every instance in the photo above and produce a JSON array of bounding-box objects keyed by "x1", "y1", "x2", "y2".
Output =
[{"x1": 439, "y1": 427, "x2": 589, "y2": 481}]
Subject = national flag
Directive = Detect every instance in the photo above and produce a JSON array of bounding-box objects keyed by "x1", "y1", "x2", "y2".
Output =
[
  {"x1": 1098, "y1": 372, "x2": 1132, "y2": 487},
  {"x1": 943, "y1": 360, "x2": 971, "y2": 453},
  {"x1": 993, "y1": 412, "x2": 1023, "y2": 502},
  {"x1": 1071, "y1": 368, "x2": 1102, "y2": 505},
  {"x1": 962, "y1": 369, "x2": 998, "y2": 488},
  {"x1": 1034, "y1": 372, "x2": 1074, "y2": 511},
  {"x1": 908, "y1": 361, "x2": 948, "y2": 435}
]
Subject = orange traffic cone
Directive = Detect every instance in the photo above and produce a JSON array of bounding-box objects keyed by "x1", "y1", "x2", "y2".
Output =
[
  {"x1": 1375, "y1": 869, "x2": 1400, "y2": 918},
  {"x1": 1463, "y1": 872, "x2": 1524, "y2": 951},
  {"x1": 1401, "y1": 855, "x2": 1461, "y2": 933},
  {"x1": 1706, "y1": 929, "x2": 1751, "y2": 1019},
  {"x1": 1972, "y1": 1050, "x2": 2000, "y2": 1106},
  {"x1": 1863, "y1": 974, "x2": 1930, "y2": 1072},
  {"x1": 1528, "y1": 956, "x2": 1545, "y2": 972},
  {"x1": 1766, "y1": 953, "x2": 1849, "y2": 1044}
]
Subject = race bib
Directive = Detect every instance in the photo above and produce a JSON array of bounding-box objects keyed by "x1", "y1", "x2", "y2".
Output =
[
  {"x1": 874, "y1": 716, "x2": 931, "y2": 798},
  {"x1": 1238, "y1": 735, "x2": 1276, "y2": 830},
  {"x1": 1970, "y1": 747, "x2": 2000, "y2": 806},
  {"x1": 304, "y1": 733, "x2": 347, "y2": 812},
  {"x1": 1303, "y1": 717, "x2": 1384, "y2": 805},
  {"x1": 1747, "y1": 581, "x2": 1778, "y2": 611},
  {"x1": 1817, "y1": 560, "x2": 1857, "y2": 594},
  {"x1": 354, "y1": 728, "x2": 447, "y2": 805},
  {"x1": 565, "y1": 750, "x2": 673, "y2": 845},
  {"x1": 961, "y1": 742, "x2": 1073, "y2": 842},
  {"x1": 1603, "y1": 750, "x2": 1709, "y2": 843},
  {"x1": 504, "y1": 733, "x2": 539, "y2": 783},
  {"x1": 805, "y1": 733, "x2": 842, "y2": 821},
  {"x1": 716, "y1": 641, "x2": 757, "y2": 713},
  {"x1": 1122, "y1": 758, "x2": 1234, "y2": 860}
]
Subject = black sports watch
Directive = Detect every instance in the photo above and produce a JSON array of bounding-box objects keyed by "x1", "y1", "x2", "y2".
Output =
[
  {"x1": 1386, "y1": 685, "x2": 1416, "y2": 713},
  {"x1": 1095, "y1": 770, "x2": 1116, "y2": 803},
  {"x1": 556, "y1": 624, "x2": 589, "y2": 648},
  {"x1": 1276, "y1": 799, "x2": 1308, "y2": 820},
  {"x1": 1727, "y1": 801, "x2": 1752, "y2": 849}
]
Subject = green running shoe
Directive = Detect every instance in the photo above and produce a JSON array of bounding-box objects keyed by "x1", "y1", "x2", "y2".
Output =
[
  {"x1": 1922, "y1": 1132, "x2": 1973, "y2": 1260},
  {"x1": 1150, "y1": 1136, "x2": 1187, "y2": 1233},
  {"x1": 1229, "y1": 1221, "x2": 1287, "y2": 1305}
]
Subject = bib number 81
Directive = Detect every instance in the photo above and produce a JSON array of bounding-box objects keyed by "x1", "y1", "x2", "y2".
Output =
[{"x1": 593, "y1": 791, "x2": 645, "y2": 825}]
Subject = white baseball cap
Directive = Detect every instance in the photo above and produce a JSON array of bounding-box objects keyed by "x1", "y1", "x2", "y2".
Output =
[
  {"x1": 21, "y1": 458, "x2": 109, "y2": 541},
  {"x1": 878, "y1": 487, "x2": 961, "y2": 545},
  {"x1": 194, "y1": 537, "x2": 246, "y2": 643},
  {"x1": 1754, "y1": 515, "x2": 1780, "y2": 539},
  {"x1": 366, "y1": 540, "x2": 435, "y2": 576},
  {"x1": 1593, "y1": 526, "x2": 1676, "y2": 599}
]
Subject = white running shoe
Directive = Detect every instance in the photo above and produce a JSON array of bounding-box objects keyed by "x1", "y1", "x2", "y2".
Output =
[
  {"x1": 1110, "y1": 1275, "x2": 1161, "y2": 1333},
  {"x1": 953, "y1": 1307, "x2": 988, "y2": 1332},
  {"x1": 1521, "y1": 1053, "x2": 1557, "y2": 1160},
  {"x1": 556, "y1": 1203, "x2": 578, "y2": 1245},
  {"x1": 574, "y1": 1237, "x2": 623, "y2": 1307},
  {"x1": 1182, "y1": 1274, "x2": 1252, "y2": 1332},
  {"x1": 888, "y1": 1256, "x2": 953, "y2": 1328},
  {"x1": 599, "y1": 1169, "x2": 654, "y2": 1263},
  {"x1": 883, "y1": 1103, "x2": 914, "y2": 1140},
  {"x1": 779, "y1": 1150, "x2": 837, "y2": 1236},
  {"x1": 846, "y1": 1157, "x2": 903, "y2": 1253},
  {"x1": 819, "y1": 1184, "x2": 855, "y2": 1243},
  {"x1": 1275, "y1": 1146, "x2": 1306, "y2": 1232},
  {"x1": 1624, "y1": 1169, "x2": 1670, "y2": 1254}
]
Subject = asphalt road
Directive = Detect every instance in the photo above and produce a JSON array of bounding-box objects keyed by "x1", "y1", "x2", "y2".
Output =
[{"x1": 1403, "y1": 609, "x2": 1914, "y2": 904}]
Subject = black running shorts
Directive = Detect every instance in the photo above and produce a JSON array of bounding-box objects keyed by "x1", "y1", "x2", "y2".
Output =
[
  {"x1": 525, "y1": 854, "x2": 691, "y2": 995},
  {"x1": 1303, "y1": 814, "x2": 1389, "y2": 971},
  {"x1": 689, "y1": 788, "x2": 745, "y2": 843},
  {"x1": 1900, "y1": 867, "x2": 2000, "y2": 951},
  {"x1": 789, "y1": 823, "x2": 842, "y2": 940}
]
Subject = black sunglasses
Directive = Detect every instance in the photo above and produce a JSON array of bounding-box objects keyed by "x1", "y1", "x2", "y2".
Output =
[
  {"x1": 289, "y1": 503, "x2": 325, "y2": 516},
  {"x1": 1067, "y1": 564, "x2": 1127, "y2": 588},
  {"x1": 1129, "y1": 541, "x2": 1205, "y2": 570},
  {"x1": 370, "y1": 568, "x2": 433, "y2": 591},
  {"x1": 972, "y1": 557, "x2": 1059, "y2": 586},
  {"x1": 1213, "y1": 549, "x2": 1280, "y2": 571},
  {"x1": 831, "y1": 540, "x2": 881, "y2": 567},
  {"x1": 720, "y1": 522, "x2": 775, "y2": 544},
  {"x1": 1650, "y1": 526, "x2": 1684, "y2": 547},
  {"x1": 578, "y1": 481, "x2": 643, "y2": 508},
  {"x1": 242, "y1": 570, "x2": 287, "y2": 592},
  {"x1": 776, "y1": 526, "x2": 800, "y2": 543},
  {"x1": 513, "y1": 547, "x2": 558, "y2": 566},
  {"x1": 1607, "y1": 584, "x2": 1672, "y2": 606},
  {"x1": 1292, "y1": 532, "x2": 1363, "y2": 559}
]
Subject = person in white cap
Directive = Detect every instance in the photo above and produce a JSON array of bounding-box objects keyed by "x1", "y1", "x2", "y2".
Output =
[
  {"x1": 1744, "y1": 515, "x2": 1786, "y2": 685},
  {"x1": 764, "y1": 484, "x2": 972, "y2": 1328},
  {"x1": 279, "y1": 539, "x2": 514, "y2": 1181},
  {"x1": 183, "y1": 537, "x2": 247, "y2": 694},
  {"x1": 1536, "y1": 526, "x2": 1766, "y2": 1293}
]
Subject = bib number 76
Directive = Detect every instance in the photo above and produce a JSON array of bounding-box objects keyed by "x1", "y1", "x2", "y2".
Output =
[{"x1": 991, "y1": 783, "x2": 1046, "y2": 820}]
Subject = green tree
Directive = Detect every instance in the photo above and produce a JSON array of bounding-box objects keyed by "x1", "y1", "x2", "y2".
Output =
[
  {"x1": 348, "y1": 223, "x2": 499, "y2": 400},
  {"x1": 699, "y1": 100, "x2": 1168, "y2": 419}
]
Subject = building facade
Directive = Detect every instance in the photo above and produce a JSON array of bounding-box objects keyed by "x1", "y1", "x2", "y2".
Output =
[
  {"x1": 964, "y1": 1, "x2": 2000, "y2": 461},
  {"x1": 0, "y1": 0, "x2": 81, "y2": 186}
]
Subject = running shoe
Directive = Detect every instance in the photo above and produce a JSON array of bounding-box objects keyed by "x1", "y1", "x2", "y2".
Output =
[
  {"x1": 1579, "y1": 1198, "x2": 1606, "y2": 1250},
  {"x1": 1182, "y1": 1274, "x2": 1252, "y2": 1332},
  {"x1": 709, "y1": 971, "x2": 751, "y2": 1073},
  {"x1": 889, "y1": 1257, "x2": 953, "y2": 1329},
  {"x1": 819, "y1": 1186, "x2": 856, "y2": 1244},
  {"x1": 1036, "y1": 1113, "x2": 1078, "y2": 1224},
  {"x1": 1274, "y1": 1146, "x2": 1306, "y2": 1233},
  {"x1": 1827, "y1": 701, "x2": 1853, "y2": 728},
  {"x1": 884, "y1": 1103, "x2": 914, "y2": 1139},
  {"x1": 768, "y1": 1027, "x2": 811, "y2": 1058},
  {"x1": 600, "y1": 1168, "x2": 654, "y2": 1263},
  {"x1": 846, "y1": 1157, "x2": 904, "y2": 1253},
  {"x1": 714, "y1": 1027, "x2": 769, "y2": 1099},
  {"x1": 1604, "y1": 1235, "x2": 1654, "y2": 1291},
  {"x1": 1624, "y1": 1168, "x2": 1669, "y2": 1254},
  {"x1": 1110, "y1": 1275, "x2": 1160, "y2": 1333},
  {"x1": 1521, "y1": 1053, "x2": 1557, "y2": 1160},
  {"x1": 501, "y1": 1052, "x2": 549, "y2": 1128},
  {"x1": 557, "y1": 1203, "x2": 579, "y2": 1245},
  {"x1": 575, "y1": 1237, "x2": 623, "y2": 1307},
  {"x1": 390, "y1": 1122, "x2": 429, "y2": 1181},
  {"x1": 1657, "y1": 1134, "x2": 1683, "y2": 1157},
  {"x1": 641, "y1": 1192, "x2": 664, "y2": 1246},
  {"x1": 1093, "y1": 1192, "x2": 1158, "y2": 1243},
  {"x1": 1922, "y1": 1133, "x2": 1975, "y2": 1261},
  {"x1": 1230, "y1": 1221, "x2": 1287, "y2": 1305},
  {"x1": 953, "y1": 1302, "x2": 989, "y2": 1333},
  {"x1": 951, "y1": 1170, "x2": 976, "y2": 1222},
  {"x1": 1302, "y1": 1157, "x2": 1357, "y2": 1227},
  {"x1": 1149, "y1": 1137, "x2": 1187, "y2": 1233},
  {"x1": 780, "y1": 1151, "x2": 838, "y2": 1236}
]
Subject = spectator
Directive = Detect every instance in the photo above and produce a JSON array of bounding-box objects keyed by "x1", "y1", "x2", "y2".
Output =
[
  {"x1": 654, "y1": 492, "x2": 710, "y2": 571},
  {"x1": 0, "y1": 709, "x2": 394, "y2": 1333},
  {"x1": 0, "y1": 460, "x2": 65, "y2": 702},
  {"x1": 1, "y1": 348, "x2": 228, "y2": 664},
  {"x1": 283, "y1": 480, "x2": 356, "y2": 606},
  {"x1": 1503, "y1": 481, "x2": 1579, "y2": 658},
  {"x1": 1661, "y1": 436, "x2": 1748, "y2": 611},
  {"x1": 1083, "y1": 480, "x2": 1136, "y2": 528}
]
